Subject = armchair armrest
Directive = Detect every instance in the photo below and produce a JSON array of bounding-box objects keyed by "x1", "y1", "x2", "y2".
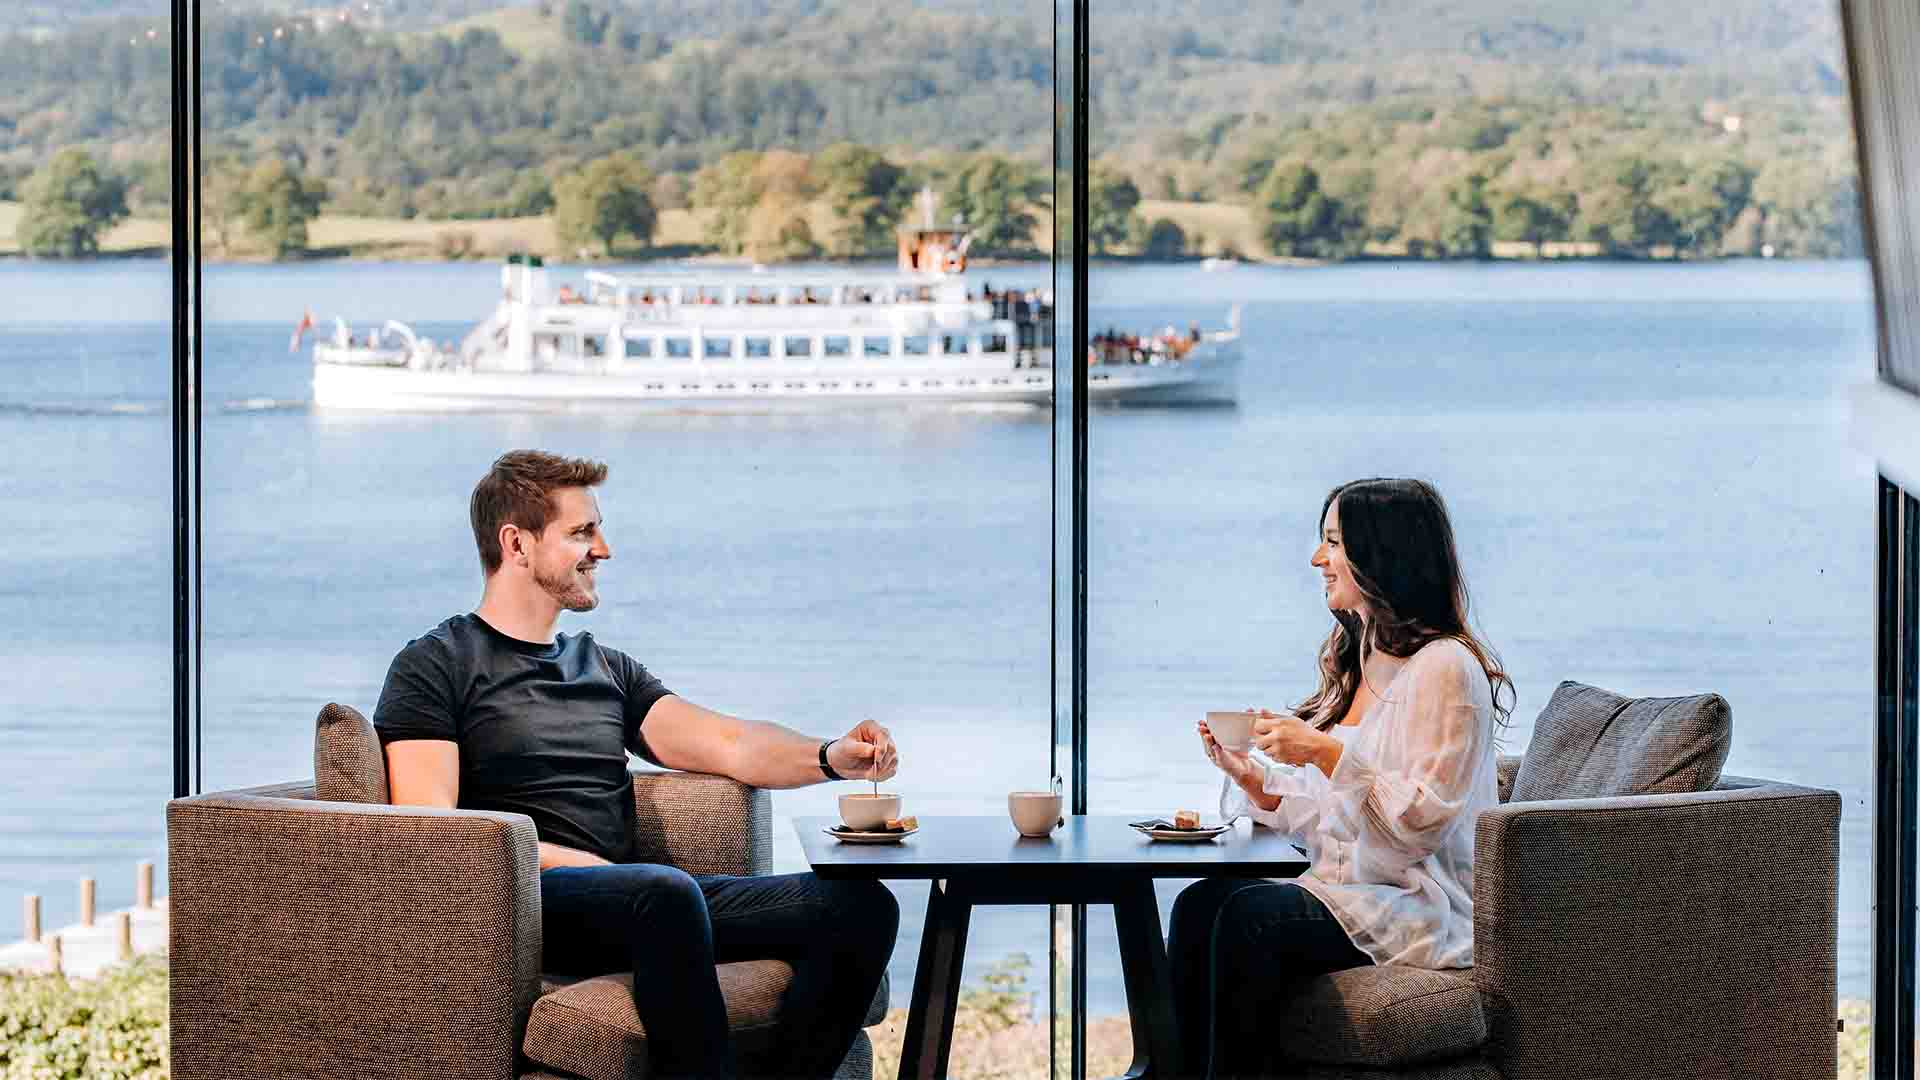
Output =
[
  {"x1": 628, "y1": 769, "x2": 773, "y2": 876},
  {"x1": 1496, "y1": 753, "x2": 1521, "y2": 804},
  {"x1": 167, "y1": 788, "x2": 541, "y2": 1080},
  {"x1": 1473, "y1": 778, "x2": 1840, "y2": 1080}
]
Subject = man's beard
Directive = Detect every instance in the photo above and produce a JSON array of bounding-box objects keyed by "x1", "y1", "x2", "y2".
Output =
[{"x1": 534, "y1": 561, "x2": 599, "y2": 612}]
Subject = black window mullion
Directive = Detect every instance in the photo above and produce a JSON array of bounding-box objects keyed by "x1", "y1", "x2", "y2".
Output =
[{"x1": 1876, "y1": 475, "x2": 1917, "y2": 1080}]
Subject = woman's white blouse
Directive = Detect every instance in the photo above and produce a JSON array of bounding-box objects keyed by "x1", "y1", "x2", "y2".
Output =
[{"x1": 1224, "y1": 637, "x2": 1498, "y2": 969}]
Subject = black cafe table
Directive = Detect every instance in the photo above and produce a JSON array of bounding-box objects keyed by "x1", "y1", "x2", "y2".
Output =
[{"x1": 795, "y1": 815, "x2": 1310, "y2": 1080}]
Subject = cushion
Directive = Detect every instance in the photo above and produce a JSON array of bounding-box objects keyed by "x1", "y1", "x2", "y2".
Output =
[
  {"x1": 312, "y1": 702, "x2": 389, "y2": 804},
  {"x1": 523, "y1": 961, "x2": 793, "y2": 1080},
  {"x1": 1511, "y1": 681, "x2": 1730, "y2": 803},
  {"x1": 540, "y1": 970, "x2": 888, "y2": 1025},
  {"x1": 1263, "y1": 965, "x2": 1488, "y2": 1068}
]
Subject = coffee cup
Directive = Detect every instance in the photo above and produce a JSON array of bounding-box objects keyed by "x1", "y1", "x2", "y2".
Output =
[
  {"x1": 840, "y1": 792, "x2": 902, "y2": 831},
  {"x1": 1205, "y1": 710, "x2": 1256, "y2": 752},
  {"x1": 1008, "y1": 791, "x2": 1063, "y2": 837}
]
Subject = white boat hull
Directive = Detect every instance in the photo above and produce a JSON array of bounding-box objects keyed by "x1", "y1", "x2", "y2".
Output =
[{"x1": 312, "y1": 344, "x2": 1239, "y2": 411}]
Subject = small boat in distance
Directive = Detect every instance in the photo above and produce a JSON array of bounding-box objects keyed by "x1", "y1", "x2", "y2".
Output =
[{"x1": 310, "y1": 191, "x2": 1240, "y2": 411}]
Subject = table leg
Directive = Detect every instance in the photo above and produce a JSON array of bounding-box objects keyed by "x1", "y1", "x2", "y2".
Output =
[
  {"x1": 1112, "y1": 879, "x2": 1183, "y2": 1080},
  {"x1": 899, "y1": 878, "x2": 973, "y2": 1080}
]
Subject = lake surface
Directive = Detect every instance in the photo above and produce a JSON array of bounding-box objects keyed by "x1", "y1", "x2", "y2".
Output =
[{"x1": 0, "y1": 257, "x2": 1879, "y2": 1015}]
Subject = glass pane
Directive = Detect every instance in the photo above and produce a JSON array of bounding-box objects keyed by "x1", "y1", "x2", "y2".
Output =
[
  {"x1": 191, "y1": 2, "x2": 1057, "y2": 1076},
  {"x1": 1085, "y1": 3, "x2": 1874, "y2": 1078},
  {"x1": 0, "y1": 6, "x2": 174, "y2": 997}
]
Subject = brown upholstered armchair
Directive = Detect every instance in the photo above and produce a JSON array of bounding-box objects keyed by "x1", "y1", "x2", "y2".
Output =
[
  {"x1": 1242, "y1": 682, "x2": 1843, "y2": 1080},
  {"x1": 166, "y1": 704, "x2": 888, "y2": 1080}
]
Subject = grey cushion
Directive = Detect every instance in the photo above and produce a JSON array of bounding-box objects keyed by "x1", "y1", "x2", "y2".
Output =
[
  {"x1": 1266, "y1": 965, "x2": 1488, "y2": 1068},
  {"x1": 312, "y1": 702, "x2": 389, "y2": 804},
  {"x1": 1511, "y1": 681, "x2": 1730, "y2": 802}
]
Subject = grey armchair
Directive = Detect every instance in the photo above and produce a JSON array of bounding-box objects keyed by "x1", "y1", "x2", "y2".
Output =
[
  {"x1": 167, "y1": 704, "x2": 888, "y2": 1080},
  {"x1": 1243, "y1": 682, "x2": 1842, "y2": 1080}
]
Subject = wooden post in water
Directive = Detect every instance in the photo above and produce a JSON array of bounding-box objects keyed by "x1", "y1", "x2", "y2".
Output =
[
  {"x1": 23, "y1": 894, "x2": 40, "y2": 943},
  {"x1": 115, "y1": 912, "x2": 133, "y2": 962},
  {"x1": 79, "y1": 878, "x2": 95, "y2": 928},
  {"x1": 47, "y1": 934, "x2": 62, "y2": 975},
  {"x1": 136, "y1": 861, "x2": 154, "y2": 909}
]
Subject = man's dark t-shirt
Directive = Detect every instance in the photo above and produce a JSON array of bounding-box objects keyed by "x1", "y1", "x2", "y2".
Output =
[{"x1": 371, "y1": 613, "x2": 673, "y2": 864}]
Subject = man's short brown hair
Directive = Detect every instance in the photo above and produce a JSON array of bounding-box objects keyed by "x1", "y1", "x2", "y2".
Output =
[{"x1": 470, "y1": 450, "x2": 609, "y2": 575}]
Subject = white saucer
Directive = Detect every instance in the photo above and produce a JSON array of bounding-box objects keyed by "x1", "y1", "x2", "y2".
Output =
[
  {"x1": 824, "y1": 825, "x2": 918, "y2": 844},
  {"x1": 1131, "y1": 823, "x2": 1231, "y2": 842}
]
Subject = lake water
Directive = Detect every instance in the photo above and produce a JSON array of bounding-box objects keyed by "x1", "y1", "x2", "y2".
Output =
[{"x1": 0, "y1": 257, "x2": 1880, "y2": 1016}]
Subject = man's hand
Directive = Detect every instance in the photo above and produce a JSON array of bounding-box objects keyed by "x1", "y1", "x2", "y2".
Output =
[{"x1": 827, "y1": 719, "x2": 898, "y2": 782}]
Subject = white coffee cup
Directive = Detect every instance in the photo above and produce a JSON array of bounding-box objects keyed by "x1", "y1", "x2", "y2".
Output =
[
  {"x1": 1008, "y1": 791, "x2": 1064, "y2": 837},
  {"x1": 840, "y1": 792, "x2": 902, "y2": 831},
  {"x1": 1205, "y1": 710, "x2": 1256, "y2": 752}
]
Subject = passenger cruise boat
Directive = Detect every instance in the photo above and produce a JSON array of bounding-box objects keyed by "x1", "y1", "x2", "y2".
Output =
[{"x1": 310, "y1": 196, "x2": 1240, "y2": 411}]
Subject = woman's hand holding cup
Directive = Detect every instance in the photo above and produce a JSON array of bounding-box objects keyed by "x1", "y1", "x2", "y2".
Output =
[
  {"x1": 1252, "y1": 711, "x2": 1339, "y2": 774},
  {"x1": 1198, "y1": 719, "x2": 1261, "y2": 792}
]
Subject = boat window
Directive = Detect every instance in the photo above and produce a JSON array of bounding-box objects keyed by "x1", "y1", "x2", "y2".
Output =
[
  {"x1": 583, "y1": 334, "x2": 606, "y2": 359},
  {"x1": 942, "y1": 334, "x2": 970, "y2": 356},
  {"x1": 745, "y1": 336, "x2": 773, "y2": 359},
  {"x1": 704, "y1": 335, "x2": 735, "y2": 360},
  {"x1": 984, "y1": 334, "x2": 1010, "y2": 354},
  {"x1": 903, "y1": 335, "x2": 931, "y2": 357},
  {"x1": 863, "y1": 336, "x2": 893, "y2": 358},
  {"x1": 823, "y1": 335, "x2": 852, "y2": 358},
  {"x1": 624, "y1": 335, "x2": 654, "y2": 360},
  {"x1": 784, "y1": 336, "x2": 813, "y2": 358},
  {"x1": 663, "y1": 336, "x2": 693, "y2": 359}
]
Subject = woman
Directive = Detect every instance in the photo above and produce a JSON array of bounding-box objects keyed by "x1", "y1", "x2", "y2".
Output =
[{"x1": 1169, "y1": 477, "x2": 1513, "y2": 1079}]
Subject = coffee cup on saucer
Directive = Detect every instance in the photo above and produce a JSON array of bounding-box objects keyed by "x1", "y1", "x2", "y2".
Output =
[
  {"x1": 840, "y1": 792, "x2": 902, "y2": 832},
  {"x1": 1008, "y1": 790, "x2": 1064, "y2": 837},
  {"x1": 1205, "y1": 710, "x2": 1257, "y2": 752}
]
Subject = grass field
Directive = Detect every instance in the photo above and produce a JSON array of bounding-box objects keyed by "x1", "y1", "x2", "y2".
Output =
[{"x1": 1136, "y1": 198, "x2": 1262, "y2": 257}]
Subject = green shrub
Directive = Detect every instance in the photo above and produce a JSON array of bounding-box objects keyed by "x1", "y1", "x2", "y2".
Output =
[{"x1": 0, "y1": 956, "x2": 167, "y2": 1080}]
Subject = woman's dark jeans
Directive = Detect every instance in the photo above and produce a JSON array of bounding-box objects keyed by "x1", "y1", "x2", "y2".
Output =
[
  {"x1": 540, "y1": 863, "x2": 899, "y2": 1080},
  {"x1": 1167, "y1": 878, "x2": 1373, "y2": 1079}
]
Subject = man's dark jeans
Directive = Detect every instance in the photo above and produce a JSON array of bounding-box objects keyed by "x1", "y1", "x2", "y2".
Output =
[
  {"x1": 1167, "y1": 878, "x2": 1373, "y2": 1079},
  {"x1": 540, "y1": 864, "x2": 899, "y2": 1080}
]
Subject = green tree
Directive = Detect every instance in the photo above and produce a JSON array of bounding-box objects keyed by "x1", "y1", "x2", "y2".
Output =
[
  {"x1": 690, "y1": 151, "x2": 763, "y2": 255},
  {"x1": 237, "y1": 158, "x2": 326, "y2": 258},
  {"x1": 1256, "y1": 162, "x2": 1359, "y2": 258},
  {"x1": 1087, "y1": 169, "x2": 1141, "y2": 254},
  {"x1": 15, "y1": 149, "x2": 128, "y2": 257},
  {"x1": 1438, "y1": 173, "x2": 1493, "y2": 258},
  {"x1": 947, "y1": 156, "x2": 1039, "y2": 254},
  {"x1": 815, "y1": 142, "x2": 906, "y2": 256},
  {"x1": 563, "y1": 0, "x2": 607, "y2": 45},
  {"x1": 554, "y1": 154, "x2": 657, "y2": 256},
  {"x1": 1491, "y1": 188, "x2": 1571, "y2": 255},
  {"x1": 1141, "y1": 217, "x2": 1187, "y2": 259},
  {"x1": 501, "y1": 173, "x2": 555, "y2": 218},
  {"x1": 1650, "y1": 159, "x2": 1755, "y2": 256}
]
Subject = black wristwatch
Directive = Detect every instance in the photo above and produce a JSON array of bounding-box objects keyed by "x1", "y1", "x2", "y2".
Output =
[{"x1": 818, "y1": 738, "x2": 845, "y2": 781}]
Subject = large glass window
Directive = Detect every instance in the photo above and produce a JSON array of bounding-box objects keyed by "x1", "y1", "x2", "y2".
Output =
[
  {"x1": 1080, "y1": 2, "x2": 1874, "y2": 1075},
  {"x1": 1, "y1": 7, "x2": 175, "y2": 977},
  {"x1": 187, "y1": 2, "x2": 1058, "y2": 1074}
]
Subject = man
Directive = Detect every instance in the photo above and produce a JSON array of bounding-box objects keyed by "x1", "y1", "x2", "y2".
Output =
[{"x1": 373, "y1": 450, "x2": 900, "y2": 1079}]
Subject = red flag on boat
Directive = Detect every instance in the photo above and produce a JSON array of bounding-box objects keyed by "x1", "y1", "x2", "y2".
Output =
[{"x1": 290, "y1": 309, "x2": 314, "y2": 353}]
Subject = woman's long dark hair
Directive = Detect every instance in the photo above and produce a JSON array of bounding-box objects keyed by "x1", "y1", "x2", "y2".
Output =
[{"x1": 1293, "y1": 478, "x2": 1515, "y2": 731}]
